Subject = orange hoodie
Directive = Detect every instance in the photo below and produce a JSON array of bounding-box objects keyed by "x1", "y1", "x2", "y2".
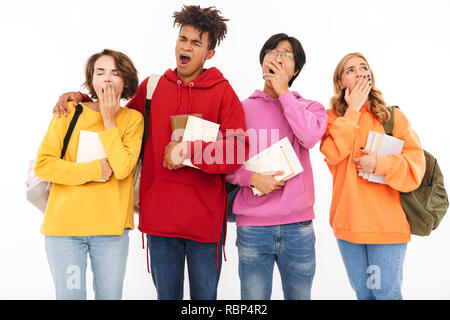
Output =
[{"x1": 320, "y1": 105, "x2": 425, "y2": 244}]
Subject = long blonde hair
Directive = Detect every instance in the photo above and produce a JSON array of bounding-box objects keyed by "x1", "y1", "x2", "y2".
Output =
[{"x1": 330, "y1": 52, "x2": 390, "y2": 123}]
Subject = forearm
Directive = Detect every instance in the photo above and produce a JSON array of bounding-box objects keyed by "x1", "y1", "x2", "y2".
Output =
[
  {"x1": 187, "y1": 133, "x2": 249, "y2": 175},
  {"x1": 320, "y1": 110, "x2": 360, "y2": 165},
  {"x1": 99, "y1": 124, "x2": 143, "y2": 180},
  {"x1": 34, "y1": 156, "x2": 102, "y2": 186}
]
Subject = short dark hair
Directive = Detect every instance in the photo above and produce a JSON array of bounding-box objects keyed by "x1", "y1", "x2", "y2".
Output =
[
  {"x1": 83, "y1": 49, "x2": 138, "y2": 100},
  {"x1": 173, "y1": 5, "x2": 229, "y2": 50},
  {"x1": 259, "y1": 33, "x2": 306, "y2": 87}
]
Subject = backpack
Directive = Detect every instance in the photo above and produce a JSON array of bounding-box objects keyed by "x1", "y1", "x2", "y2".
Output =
[
  {"x1": 383, "y1": 106, "x2": 448, "y2": 236},
  {"x1": 226, "y1": 182, "x2": 239, "y2": 223},
  {"x1": 133, "y1": 74, "x2": 162, "y2": 214},
  {"x1": 26, "y1": 104, "x2": 84, "y2": 213}
]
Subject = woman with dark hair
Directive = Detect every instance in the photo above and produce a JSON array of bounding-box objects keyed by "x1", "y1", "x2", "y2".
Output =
[
  {"x1": 226, "y1": 34, "x2": 328, "y2": 300},
  {"x1": 34, "y1": 49, "x2": 143, "y2": 299},
  {"x1": 320, "y1": 53, "x2": 425, "y2": 299}
]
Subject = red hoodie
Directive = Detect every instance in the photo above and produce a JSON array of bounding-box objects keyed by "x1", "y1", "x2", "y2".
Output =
[{"x1": 117, "y1": 67, "x2": 248, "y2": 244}]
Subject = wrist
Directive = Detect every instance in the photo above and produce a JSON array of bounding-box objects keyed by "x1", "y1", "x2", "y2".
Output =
[
  {"x1": 103, "y1": 119, "x2": 116, "y2": 130},
  {"x1": 250, "y1": 173, "x2": 259, "y2": 187}
]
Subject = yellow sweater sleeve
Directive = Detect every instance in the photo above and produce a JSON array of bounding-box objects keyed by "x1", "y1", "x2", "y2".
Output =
[
  {"x1": 320, "y1": 109, "x2": 361, "y2": 165},
  {"x1": 34, "y1": 113, "x2": 103, "y2": 185},
  {"x1": 373, "y1": 108, "x2": 426, "y2": 192},
  {"x1": 98, "y1": 110, "x2": 144, "y2": 180}
]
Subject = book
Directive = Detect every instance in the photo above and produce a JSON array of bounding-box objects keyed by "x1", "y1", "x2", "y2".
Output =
[
  {"x1": 245, "y1": 137, "x2": 303, "y2": 196},
  {"x1": 170, "y1": 113, "x2": 203, "y2": 141},
  {"x1": 359, "y1": 131, "x2": 404, "y2": 184},
  {"x1": 181, "y1": 116, "x2": 220, "y2": 169},
  {"x1": 76, "y1": 130, "x2": 107, "y2": 182}
]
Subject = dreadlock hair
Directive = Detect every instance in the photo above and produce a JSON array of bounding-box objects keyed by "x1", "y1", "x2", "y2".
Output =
[{"x1": 173, "y1": 5, "x2": 229, "y2": 50}]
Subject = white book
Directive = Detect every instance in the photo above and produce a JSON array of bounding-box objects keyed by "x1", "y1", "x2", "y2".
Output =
[
  {"x1": 360, "y1": 131, "x2": 404, "y2": 184},
  {"x1": 245, "y1": 137, "x2": 303, "y2": 196},
  {"x1": 181, "y1": 116, "x2": 220, "y2": 169},
  {"x1": 77, "y1": 130, "x2": 107, "y2": 182}
]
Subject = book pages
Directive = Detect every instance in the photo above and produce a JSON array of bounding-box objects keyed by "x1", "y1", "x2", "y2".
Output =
[
  {"x1": 181, "y1": 116, "x2": 220, "y2": 169},
  {"x1": 77, "y1": 130, "x2": 107, "y2": 182},
  {"x1": 245, "y1": 137, "x2": 303, "y2": 196},
  {"x1": 360, "y1": 131, "x2": 404, "y2": 184}
]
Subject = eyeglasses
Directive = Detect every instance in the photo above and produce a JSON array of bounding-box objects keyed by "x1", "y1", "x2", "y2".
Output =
[{"x1": 265, "y1": 49, "x2": 294, "y2": 60}]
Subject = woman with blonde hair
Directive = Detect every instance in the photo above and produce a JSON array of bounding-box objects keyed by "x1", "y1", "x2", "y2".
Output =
[{"x1": 320, "y1": 52, "x2": 425, "y2": 300}]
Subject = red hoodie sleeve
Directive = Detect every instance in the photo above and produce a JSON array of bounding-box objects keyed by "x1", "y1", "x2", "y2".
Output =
[
  {"x1": 79, "y1": 77, "x2": 149, "y2": 115},
  {"x1": 186, "y1": 83, "x2": 249, "y2": 174}
]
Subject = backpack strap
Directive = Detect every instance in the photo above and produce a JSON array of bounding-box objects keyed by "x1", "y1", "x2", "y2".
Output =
[
  {"x1": 382, "y1": 105, "x2": 398, "y2": 136},
  {"x1": 139, "y1": 74, "x2": 162, "y2": 159},
  {"x1": 60, "y1": 103, "x2": 83, "y2": 159}
]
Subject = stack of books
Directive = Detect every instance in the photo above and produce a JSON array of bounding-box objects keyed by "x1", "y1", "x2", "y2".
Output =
[
  {"x1": 181, "y1": 116, "x2": 220, "y2": 169},
  {"x1": 360, "y1": 131, "x2": 404, "y2": 184},
  {"x1": 245, "y1": 137, "x2": 303, "y2": 196}
]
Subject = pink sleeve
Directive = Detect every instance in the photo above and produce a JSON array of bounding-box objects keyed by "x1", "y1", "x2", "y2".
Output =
[{"x1": 278, "y1": 92, "x2": 328, "y2": 149}]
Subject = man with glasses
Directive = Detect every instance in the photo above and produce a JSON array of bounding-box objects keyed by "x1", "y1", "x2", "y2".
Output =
[{"x1": 225, "y1": 33, "x2": 328, "y2": 300}]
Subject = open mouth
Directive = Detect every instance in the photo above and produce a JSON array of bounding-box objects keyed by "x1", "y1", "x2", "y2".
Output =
[{"x1": 179, "y1": 54, "x2": 191, "y2": 66}]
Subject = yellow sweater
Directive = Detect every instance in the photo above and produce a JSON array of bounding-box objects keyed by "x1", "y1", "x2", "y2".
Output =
[{"x1": 35, "y1": 102, "x2": 144, "y2": 236}]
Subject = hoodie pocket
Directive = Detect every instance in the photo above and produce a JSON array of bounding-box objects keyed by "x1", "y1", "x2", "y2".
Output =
[{"x1": 140, "y1": 177, "x2": 212, "y2": 239}]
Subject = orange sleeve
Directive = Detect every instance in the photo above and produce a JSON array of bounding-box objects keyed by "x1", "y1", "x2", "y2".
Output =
[
  {"x1": 373, "y1": 108, "x2": 425, "y2": 192},
  {"x1": 320, "y1": 109, "x2": 361, "y2": 166}
]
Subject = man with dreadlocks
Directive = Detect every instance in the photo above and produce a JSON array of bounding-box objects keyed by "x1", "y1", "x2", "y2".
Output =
[{"x1": 53, "y1": 5, "x2": 248, "y2": 300}]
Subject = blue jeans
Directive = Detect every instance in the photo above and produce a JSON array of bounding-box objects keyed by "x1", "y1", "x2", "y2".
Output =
[
  {"x1": 45, "y1": 229, "x2": 129, "y2": 300},
  {"x1": 236, "y1": 221, "x2": 316, "y2": 300},
  {"x1": 337, "y1": 239, "x2": 407, "y2": 300},
  {"x1": 148, "y1": 230, "x2": 224, "y2": 300}
]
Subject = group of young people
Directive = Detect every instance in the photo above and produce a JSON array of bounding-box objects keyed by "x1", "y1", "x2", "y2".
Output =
[{"x1": 34, "y1": 5, "x2": 426, "y2": 300}]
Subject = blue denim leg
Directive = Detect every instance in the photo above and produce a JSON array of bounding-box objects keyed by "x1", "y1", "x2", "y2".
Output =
[
  {"x1": 148, "y1": 235, "x2": 186, "y2": 300},
  {"x1": 88, "y1": 229, "x2": 129, "y2": 300},
  {"x1": 45, "y1": 229, "x2": 129, "y2": 300},
  {"x1": 237, "y1": 222, "x2": 316, "y2": 300},
  {"x1": 337, "y1": 239, "x2": 407, "y2": 300},
  {"x1": 367, "y1": 243, "x2": 407, "y2": 300},
  {"x1": 45, "y1": 236, "x2": 88, "y2": 300},
  {"x1": 277, "y1": 222, "x2": 316, "y2": 300},
  {"x1": 237, "y1": 226, "x2": 275, "y2": 300},
  {"x1": 337, "y1": 239, "x2": 375, "y2": 300},
  {"x1": 186, "y1": 230, "x2": 223, "y2": 300},
  {"x1": 148, "y1": 231, "x2": 223, "y2": 300}
]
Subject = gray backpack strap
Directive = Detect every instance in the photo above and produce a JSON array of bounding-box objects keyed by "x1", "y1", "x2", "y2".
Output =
[{"x1": 383, "y1": 105, "x2": 398, "y2": 136}]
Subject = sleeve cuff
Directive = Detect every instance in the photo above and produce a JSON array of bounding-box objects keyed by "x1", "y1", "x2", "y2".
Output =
[
  {"x1": 374, "y1": 154, "x2": 391, "y2": 176},
  {"x1": 240, "y1": 169, "x2": 255, "y2": 188},
  {"x1": 343, "y1": 109, "x2": 361, "y2": 123}
]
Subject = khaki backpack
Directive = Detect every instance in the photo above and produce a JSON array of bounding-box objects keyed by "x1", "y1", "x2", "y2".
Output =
[{"x1": 383, "y1": 106, "x2": 448, "y2": 236}]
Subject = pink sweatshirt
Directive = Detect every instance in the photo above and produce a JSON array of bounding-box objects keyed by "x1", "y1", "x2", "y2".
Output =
[{"x1": 226, "y1": 90, "x2": 328, "y2": 227}]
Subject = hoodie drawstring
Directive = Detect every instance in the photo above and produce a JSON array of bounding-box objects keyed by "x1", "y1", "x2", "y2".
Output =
[
  {"x1": 174, "y1": 80, "x2": 194, "y2": 115},
  {"x1": 188, "y1": 82, "x2": 194, "y2": 114},
  {"x1": 142, "y1": 232, "x2": 150, "y2": 274},
  {"x1": 175, "y1": 80, "x2": 182, "y2": 114}
]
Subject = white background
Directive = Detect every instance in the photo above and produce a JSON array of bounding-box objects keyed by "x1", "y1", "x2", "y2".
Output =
[{"x1": 1, "y1": 0, "x2": 449, "y2": 300}]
